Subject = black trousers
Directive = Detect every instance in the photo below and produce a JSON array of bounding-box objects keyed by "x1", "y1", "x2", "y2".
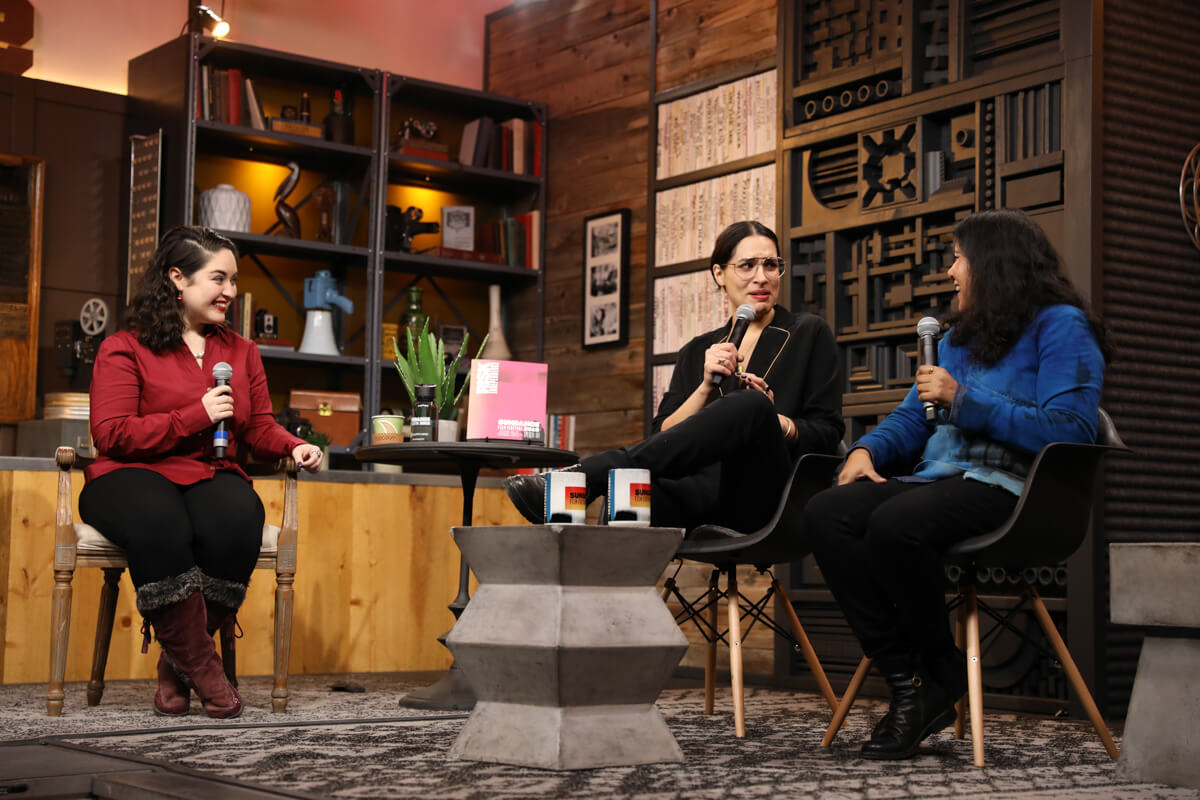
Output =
[
  {"x1": 804, "y1": 477, "x2": 1017, "y2": 668},
  {"x1": 79, "y1": 468, "x2": 265, "y2": 592},
  {"x1": 580, "y1": 389, "x2": 792, "y2": 532}
]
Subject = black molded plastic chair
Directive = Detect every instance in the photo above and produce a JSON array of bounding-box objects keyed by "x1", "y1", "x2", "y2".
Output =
[
  {"x1": 820, "y1": 408, "x2": 1128, "y2": 766},
  {"x1": 662, "y1": 449, "x2": 844, "y2": 737}
]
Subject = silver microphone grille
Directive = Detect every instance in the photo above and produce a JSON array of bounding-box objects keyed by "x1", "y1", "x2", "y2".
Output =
[
  {"x1": 735, "y1": 303, "x2": 756, "y2": 322},
  {"x1": 916, "y1": 316, "x2": 941, "y2": 337},
  {"x1": 211, "y1": 361, "x2": 233, "y2": 381}
]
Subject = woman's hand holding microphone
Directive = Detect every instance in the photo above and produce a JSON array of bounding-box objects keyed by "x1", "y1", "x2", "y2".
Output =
[{"x1": 202, "y1": 384, "x2": 323, "y2": 473}]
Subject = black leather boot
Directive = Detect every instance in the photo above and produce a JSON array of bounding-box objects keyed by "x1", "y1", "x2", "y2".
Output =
[
  {"x1": 503, "y1": 464, "x2": 585, "y2": 524},
  {"x1": 861, "y1": 666, "x2": 957, "y2": 760}
]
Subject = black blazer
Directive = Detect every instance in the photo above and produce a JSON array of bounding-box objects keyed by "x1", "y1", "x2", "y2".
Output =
[{"x1": 650, "y1": 305, "x2": 844, "y2": 455}]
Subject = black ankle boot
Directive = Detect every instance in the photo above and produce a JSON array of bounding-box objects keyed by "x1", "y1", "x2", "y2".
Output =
[
  {"x1": 861, "y1": 668, "x2": 957, "y2": 760},
  {"x1": 503, "y1": 464, "x2": 584, "y2": 524}
]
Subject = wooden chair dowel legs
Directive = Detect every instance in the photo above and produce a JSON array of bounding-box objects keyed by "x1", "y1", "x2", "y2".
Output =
[
  {"x1": 704, "y1": 569, "x2": 719, "y2": 716},
  {"x1": 771, "y1": 576, "x2": 838, "y2": 713},
  {"x1": 88, "y1": 568, "x2": 122, "y2": 706},
  {"x1": 965, "y1": 584, "x2": 985, "y2": 767},
  {"x1": 727, "y1": 567, "x2": 745, "y2": 738},
  {"x1": 272, "y1": 572, "x2": 295, "y2": 712},
  {"x1": 955, "y1": 598, "x2": 967, "y2": 739},
  {"x1": 1028, "y1": 586, "x2": 1119, "y2": 760},
  {"x1": 47, "y1": 569, "x2": 74, "y2": 717},
  {"x1": 821, "y1": 656, "x2": 871, "y2": 747}
]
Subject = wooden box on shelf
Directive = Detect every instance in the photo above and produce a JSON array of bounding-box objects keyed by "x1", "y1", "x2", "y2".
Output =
[{"x1": 289, "y1": 389, "x2": 362, "y2": 446}]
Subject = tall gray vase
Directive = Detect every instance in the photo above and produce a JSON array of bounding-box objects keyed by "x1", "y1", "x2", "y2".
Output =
[{"x1": 446, "y1": 524, "x2": 688, "y2": 770}]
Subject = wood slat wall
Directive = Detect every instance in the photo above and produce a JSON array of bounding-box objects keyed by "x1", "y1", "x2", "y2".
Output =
[
  {"x1": 0, "y1": 470, "x2": 525, "y2": 685},
  {"x1": 1098, "y1": 0, "x2": 1200, "y2": 718},
  {"x1": 486, "y1": 0, "x2": 779, "y2": 677}
]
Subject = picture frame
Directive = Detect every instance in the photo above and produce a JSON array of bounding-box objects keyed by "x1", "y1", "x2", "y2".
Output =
[{"x1": 582, "y1": 208, "x2": 630, "y2": 349}]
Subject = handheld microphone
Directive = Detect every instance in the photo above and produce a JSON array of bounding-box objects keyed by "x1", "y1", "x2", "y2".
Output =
[
  {"x1": 916, "y1": 316, "x2": 941, "y2": 422},
  {"x1": 211, "y1": 361, "x2": 233, "y2": 459},
  {"x1": 713, "y1": 304, "x2": 757, "y2": 388}
]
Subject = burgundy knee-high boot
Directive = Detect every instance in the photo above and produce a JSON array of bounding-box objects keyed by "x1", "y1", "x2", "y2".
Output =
[
  {"x1": 154, "y1": 650, "x2": 191, "y2": 716},
  {"x1": 146, "y1": 591, "x2": 242, "y2": 719}
]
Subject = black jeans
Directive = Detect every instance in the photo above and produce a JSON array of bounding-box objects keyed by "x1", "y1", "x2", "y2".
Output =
[
  {"x1": 580, "y1": 389, "x2": 793, "y2": 532},
  {"x1": 79, "y1": 468, "x2": 265, "y2": 591},
  {"x1": 804, "y1": 477, "x2": 1017, "y2": 668}
]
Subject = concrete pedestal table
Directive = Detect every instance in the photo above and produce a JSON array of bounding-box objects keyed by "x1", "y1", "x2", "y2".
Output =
[
  {"x1": 447, "y1": 524, "x2": 689, "y2": 770},
  {"x1": 1111, "y1": 542, "x2": 1200, "y2": 789},
  {"x1": 355, "y1": 442, "x2": 578, "y2": 710}
]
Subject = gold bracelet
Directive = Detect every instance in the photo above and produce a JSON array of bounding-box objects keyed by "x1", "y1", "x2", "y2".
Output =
[{"x1": 785, "y1": 417, "x2": 795, "y2": 441}]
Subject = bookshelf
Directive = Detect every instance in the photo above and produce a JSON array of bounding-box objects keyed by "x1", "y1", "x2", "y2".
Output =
[
  {"x1": 127, "y1": 35, "x2": 546, "y2": 463},
  {"x1": 644, "y1": 64, "x2": 779, "y2": 431}
]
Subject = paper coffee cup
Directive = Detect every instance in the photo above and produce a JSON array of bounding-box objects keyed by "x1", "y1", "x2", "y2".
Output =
[
  {"x1": 545, "y1": 470, "x2": 587, "y2": 524},
  {"x1": 607, "y1": 468, "x2": 651, "y2": 526},
  {"x1": 371, "y1": 414, "x2": 405, "y2": 445}
]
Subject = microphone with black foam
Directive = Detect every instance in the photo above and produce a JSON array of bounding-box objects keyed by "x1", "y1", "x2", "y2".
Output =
[
  {"x1": 713, "y1": 303, "x2": 757, "y2": 389},
  {"x1": 916, "y1": 316, "x2": 941, "y2": 422},
  {"x1": 211, "y1": 361, "x2": 233, "y2": 459}
]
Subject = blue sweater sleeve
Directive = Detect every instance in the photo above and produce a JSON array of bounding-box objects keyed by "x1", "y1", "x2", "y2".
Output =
[
  {"x1": 854, "y1": 383, "x2": 932, "y2": 471},
  {"x1": 949, "y1": 306, "x2": 1104, "y2": 452}
]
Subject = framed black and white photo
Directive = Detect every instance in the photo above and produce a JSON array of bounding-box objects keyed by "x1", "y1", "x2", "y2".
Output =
[{"x1": 582, "y1": 209, "x2": 629, "y2": 348}]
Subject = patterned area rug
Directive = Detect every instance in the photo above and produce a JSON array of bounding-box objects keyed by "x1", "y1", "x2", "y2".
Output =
[{"x1": 4, "y1": 673, "x2": 1198, "y2": 799}]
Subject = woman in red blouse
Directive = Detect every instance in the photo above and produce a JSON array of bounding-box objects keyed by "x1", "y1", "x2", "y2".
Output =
[{"x1": 81, "y1": 226, "x2": 323, "y2": 718}]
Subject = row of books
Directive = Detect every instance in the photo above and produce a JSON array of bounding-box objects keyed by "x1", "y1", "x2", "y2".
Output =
[
  {"x1": 417, "y1": 212, "x2": 542, "y2": 270},
  {"x1": 224, "y1": 291, "x2": 257, "y2": 339},
  {"x1": 652, "y1": 269, "x2": 734, "y2": 355},
  {"x1": 546, "y1": 413, "x2": 576, "y2": 451},
  {"x1": 458, "y1": 116, "x2": 544, "y2": 176},
  {"x1": 197, "y1": 67, "x2": 323, "y2": 139},
  {"x1": 654, "y1": 163, "x2": 776, "y2": 267},
  {"x1": 656, "y1": 70, "x2": 777, "y2": 180}
]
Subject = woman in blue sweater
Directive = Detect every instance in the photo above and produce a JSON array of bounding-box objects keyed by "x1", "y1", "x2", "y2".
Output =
[{"x1": 804, "y1": 208, "x2": 1110, "y2": 760}]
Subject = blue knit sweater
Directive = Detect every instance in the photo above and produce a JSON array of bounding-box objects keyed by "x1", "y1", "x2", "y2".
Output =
[{"x1": 854, "y1": 305, "x2": 1106, "y2": 495}]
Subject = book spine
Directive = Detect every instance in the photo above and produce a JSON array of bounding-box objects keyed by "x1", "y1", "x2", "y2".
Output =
[{"x1": 226, "y1": 68, "x2": 243, "y2": 126}]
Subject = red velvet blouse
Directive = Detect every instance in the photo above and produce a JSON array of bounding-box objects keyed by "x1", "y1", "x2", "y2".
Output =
[{"x1": 86, "y1": 326, "x2": 305, "y2": 485}]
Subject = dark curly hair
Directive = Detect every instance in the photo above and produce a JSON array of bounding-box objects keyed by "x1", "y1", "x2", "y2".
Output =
[
  {"x1": 945, "y1": 209, "x2": 1111, "y2": 365},
  {"x1": 125, "y1": 226, "x2": 238, "y2": 353},
  {"x1": 709, "y1": 220, "x2": 780, "y2": 287}
]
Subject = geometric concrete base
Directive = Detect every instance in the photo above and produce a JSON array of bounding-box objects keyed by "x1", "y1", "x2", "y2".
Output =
[
  {"x1": 446, "y1": 524, "x2": 688, "y2": 770},
  {"x1": 1118, "y1": 637, "x2": 1200, "y2": 789},
  {"x1": 448, "y1": 701, "x2": 683, "y2": 769}
]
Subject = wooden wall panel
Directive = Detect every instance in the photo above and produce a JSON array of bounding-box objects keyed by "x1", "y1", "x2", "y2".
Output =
[
  {"x1": 0, "y1": 470, "x2": 525, "y2": 685},
  {"x1": 487, "y1": 4, "x2": 651, "y2": 459},
  {"x1": 656, "y1": 0, "x2": 778, "y2": 90}
]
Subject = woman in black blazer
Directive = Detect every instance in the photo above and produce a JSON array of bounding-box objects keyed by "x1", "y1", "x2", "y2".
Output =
[{"x1": 506, "y1": 220, "x2": 843, "y2": 532}]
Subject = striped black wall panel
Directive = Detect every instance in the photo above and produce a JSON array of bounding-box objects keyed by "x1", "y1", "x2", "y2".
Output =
[{"x1": 1100, "y1": 0, "x2": 1200, "y2": 718}]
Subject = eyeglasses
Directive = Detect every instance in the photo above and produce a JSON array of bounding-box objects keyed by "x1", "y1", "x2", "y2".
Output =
[{"x1": 720, "y1": 257, "x2": 787, "y2": 277}]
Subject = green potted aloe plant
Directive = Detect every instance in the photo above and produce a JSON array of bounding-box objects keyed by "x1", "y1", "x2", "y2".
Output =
[{"x1": 392, "y1": 320, "x2": 488, "y2": 440}]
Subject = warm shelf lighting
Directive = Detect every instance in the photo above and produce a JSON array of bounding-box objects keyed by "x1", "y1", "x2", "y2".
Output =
[{"x1": 193, "y1": 4, "x2": 230, "y2": 38}]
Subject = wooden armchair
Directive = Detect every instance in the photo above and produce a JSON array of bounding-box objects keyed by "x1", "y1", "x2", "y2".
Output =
[{"x1": 46, "y1": 447, "x2": 300, "y2": 716}]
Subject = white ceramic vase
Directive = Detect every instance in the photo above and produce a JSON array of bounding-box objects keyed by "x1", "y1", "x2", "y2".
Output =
[
  {"x1": 198, "y1": 183, "x2": 251, "y2": 232},
  {"x1": 438, "y1": 418, "x2": 460, "y2": 442}
]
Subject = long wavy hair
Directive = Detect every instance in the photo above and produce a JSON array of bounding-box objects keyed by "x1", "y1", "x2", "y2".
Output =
[
  {"x1": 125, "y1": 226, "x2": 238, "y2": 353},
  {"x1": 945, "y1": 209, "x2": 1111, "y2": 365}
]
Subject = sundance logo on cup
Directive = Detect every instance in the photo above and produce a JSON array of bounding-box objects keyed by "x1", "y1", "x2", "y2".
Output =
[
  {"x1": 544, "y1": 470, "x2": 587, "y2": 524},
  {"x1": 371, "y1": 414, "x2": 405, "y2": 445},
  {"x1": 607, "y1": 468, "x2": 651, "y2": 526}
]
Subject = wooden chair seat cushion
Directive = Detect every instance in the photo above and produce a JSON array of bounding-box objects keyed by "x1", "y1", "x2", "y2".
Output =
[{"x1": 74, "y1": 522, "x2": 282, "y2": 556}]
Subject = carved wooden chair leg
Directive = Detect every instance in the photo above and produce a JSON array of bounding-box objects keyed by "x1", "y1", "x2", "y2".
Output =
[
  {"x1": 771, "y1": 575, "x2": 838, "y2": 712},
  {"x1": 1028, "y1": 586, "x2": 1119, "y2": 759},
  {"x1": 47, "y1": 567, "x2": 75, "y2": 716},
  {"x1": 272, "y1": 569, "x2": 295, "y2": 712},
  {"x1": 955, "y1": 597, "x2": 967, "y2": 739},
  {"x1": 704, "y1": 568, "x2": 719, "y2": 716},
  {"x1": 727, "y1": 566, "x2": 746, "y2": 738},
  {"x1": 820, "y1": 655, "x2": 870, "y2": 747},
  {"x1": 219, "y1": 618, "x2": 239, "y2": 687},
  {"x1": 88, "y1": 567, "x2": 122, "y2": 706},
  {"x1": 964, "y1": 583, "x2": 986, "y2": 766}
]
